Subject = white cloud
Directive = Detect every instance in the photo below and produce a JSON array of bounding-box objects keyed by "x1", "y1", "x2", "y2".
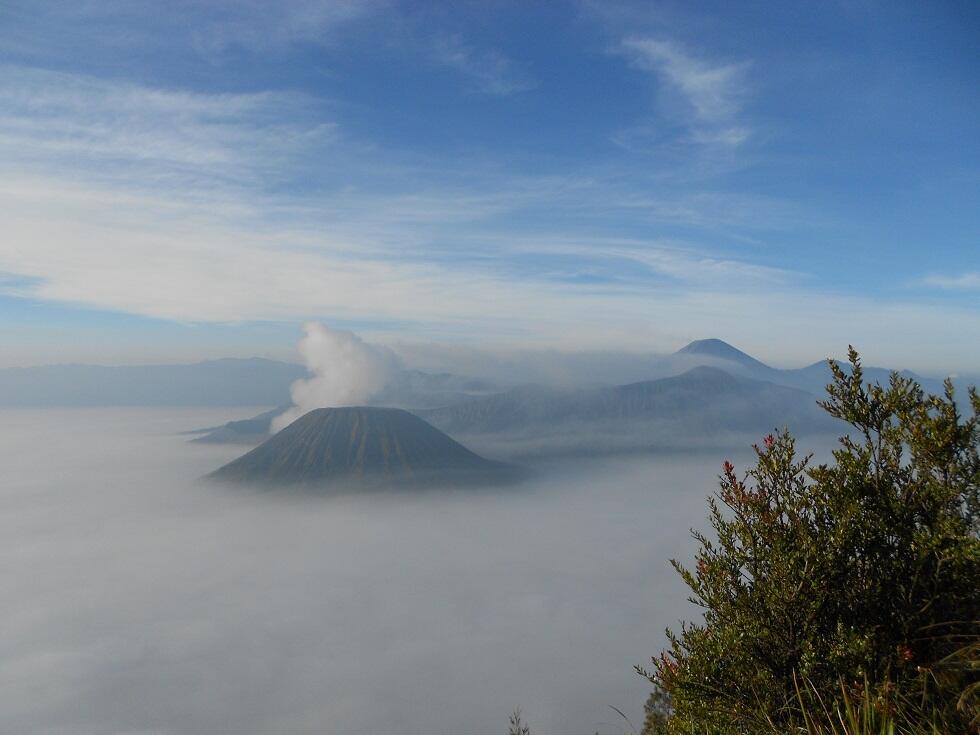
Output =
[
  {"x1": 924, "y1": 272, "x2": 980, "y2": 290},
  {"x1": 621, "y1": 38, "x2": 751, "y2": 147},
  {"x1": 483, "y1": 234, "x2": 797, "y2": 286},
  {"x1": 0, "y1": 66, "x2": 335, "y2": 192},
  {"x1": 622, "y1": 38, "x2": 748, "y2": 121},
  {"x1": 1, "y1": 172, "x2": 978, "y2": 373}
]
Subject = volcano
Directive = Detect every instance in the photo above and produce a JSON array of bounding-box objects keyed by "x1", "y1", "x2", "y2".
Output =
[
  {"x1": 674, "y1": 338, "x2": 772, "y2": 372},
  {"x1": 208, "y1": 406, "x2": 517, "y2": 489}
]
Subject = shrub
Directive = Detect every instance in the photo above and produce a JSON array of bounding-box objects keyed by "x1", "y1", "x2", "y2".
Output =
[{"x1": 642, "y1": 348, "x2": 979, "y2": 734}]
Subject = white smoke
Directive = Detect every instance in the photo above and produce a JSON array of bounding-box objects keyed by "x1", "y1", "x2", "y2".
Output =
[{"x1": 272, "y1": 322, "x2": 400, "y2": 432}]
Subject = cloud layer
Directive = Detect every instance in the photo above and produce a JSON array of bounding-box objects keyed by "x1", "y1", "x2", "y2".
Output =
[{"x1": 0, "y1": 407, "x2": 731, "y2": 735}]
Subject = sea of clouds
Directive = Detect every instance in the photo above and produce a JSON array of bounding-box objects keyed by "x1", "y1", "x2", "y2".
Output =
[{"x1": 0, "y1": 407, "x2": 758, "y2": 735}]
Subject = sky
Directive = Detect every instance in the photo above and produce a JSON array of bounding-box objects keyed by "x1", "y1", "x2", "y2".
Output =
[{"x1": 0, "y1": 0, "x2": 978, "y2": 371}]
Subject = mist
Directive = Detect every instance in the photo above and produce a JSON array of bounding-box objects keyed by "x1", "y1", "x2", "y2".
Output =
[{"x1": 0, "y1": 407, "x2": 757, "y2": 735}]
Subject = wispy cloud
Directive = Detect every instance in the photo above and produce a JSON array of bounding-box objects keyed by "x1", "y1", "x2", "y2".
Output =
[
  {"x1": 621, "y1": 37, "x2": 751, "y2": 148},
  {"x1": 0, "y1": 68, "x2": 976, "y2": 370},
  {"x1": 2, "y1": 171, "x2": 977, "y2": 371},
  {"x1": 0, "y1": 66, "x2": 335, "y2": 193},
  {"x1": 470, "y1": 235, "x2": 797, "y2": 288},
  {"x1": 923, "y1": 272, "x2": 980, "y2": 290},
  {"x1": 0, "y1": 1, "x2": 379, "y2": 67},
  {"x1": 0, "y1": 175, "x2": 788, "y2": 325},
  {"x1": 427, "y1": 35, "x2": 535, "y2": 96},
  {"x1": 182, "y1": 0, "x2": 378, "y2": 56}
]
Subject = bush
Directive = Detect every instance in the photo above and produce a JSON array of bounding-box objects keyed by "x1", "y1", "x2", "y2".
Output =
[{"x1": 642, "y1": 348, "x2": 980, "y2": 734}]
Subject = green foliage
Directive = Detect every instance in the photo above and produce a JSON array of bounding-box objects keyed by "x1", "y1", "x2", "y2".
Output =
[
  {"x1": 641, "y1": 686, "x2": 672, "y2": 735},
  {"x1": 787, "y1": 676, "x2": 946, "y2": 735},
  {"x1": 642, "y1": 348, "x2": 980, "y2": 734}
]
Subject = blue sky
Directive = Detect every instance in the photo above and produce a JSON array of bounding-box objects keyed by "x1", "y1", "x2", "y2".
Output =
[{"x1": 0, "y1": 0, "x2": 977, "y2": 371}]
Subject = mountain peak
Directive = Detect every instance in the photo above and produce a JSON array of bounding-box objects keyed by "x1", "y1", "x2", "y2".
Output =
[
  {"x1": 208, "y1": 406, "x2": 515, "y2": 489},
  {"x1": 675, "y1": 339, "x2": 770, "y2": 371}
]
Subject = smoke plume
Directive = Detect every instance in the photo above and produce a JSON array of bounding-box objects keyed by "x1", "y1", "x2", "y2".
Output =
[{"x1": 272, "y1": 322, "x2": 399, "y2": 432}]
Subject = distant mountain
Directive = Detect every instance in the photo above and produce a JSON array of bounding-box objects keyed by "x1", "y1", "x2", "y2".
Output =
[
  {"x1": 780, "y1": 359, "x2": 940, "y2": 396},
  {"x1": 200, "y1": 366, "x2": 826, "y2": 459},
  {"x1": 208, "y1": 407, "x2": 517, "y2": 489},
  {"x1": 674, "y1": 339, "x2": 945, "y2": 397},
  {"x1": 5, "y1": 340, "x2": 952, "y2": 413},
  {"x1": 185, "y1": 406, "x2": 290, "y2": 444},
  {"x1": 0, "y1": 358, "x2": 306, "y2": 407},
  {"x1": 420, "y1": 366, "x2": 836, "y2": 440},
  {"x1": 676, "y1": 339, "x2": 772, "y2": 372}
]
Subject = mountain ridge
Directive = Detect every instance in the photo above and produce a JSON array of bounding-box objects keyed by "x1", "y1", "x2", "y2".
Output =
[
  {"x1": 419, "y1": 365, "x2": 833, "y2": 437},
  {"x1": 2, "y1": 342, "x2": 951, "y2": 409}
]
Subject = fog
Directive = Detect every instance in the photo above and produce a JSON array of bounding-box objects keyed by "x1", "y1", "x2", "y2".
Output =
[{"x1": 0, "y1": 408, "x2": 760, "y2": 735}]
